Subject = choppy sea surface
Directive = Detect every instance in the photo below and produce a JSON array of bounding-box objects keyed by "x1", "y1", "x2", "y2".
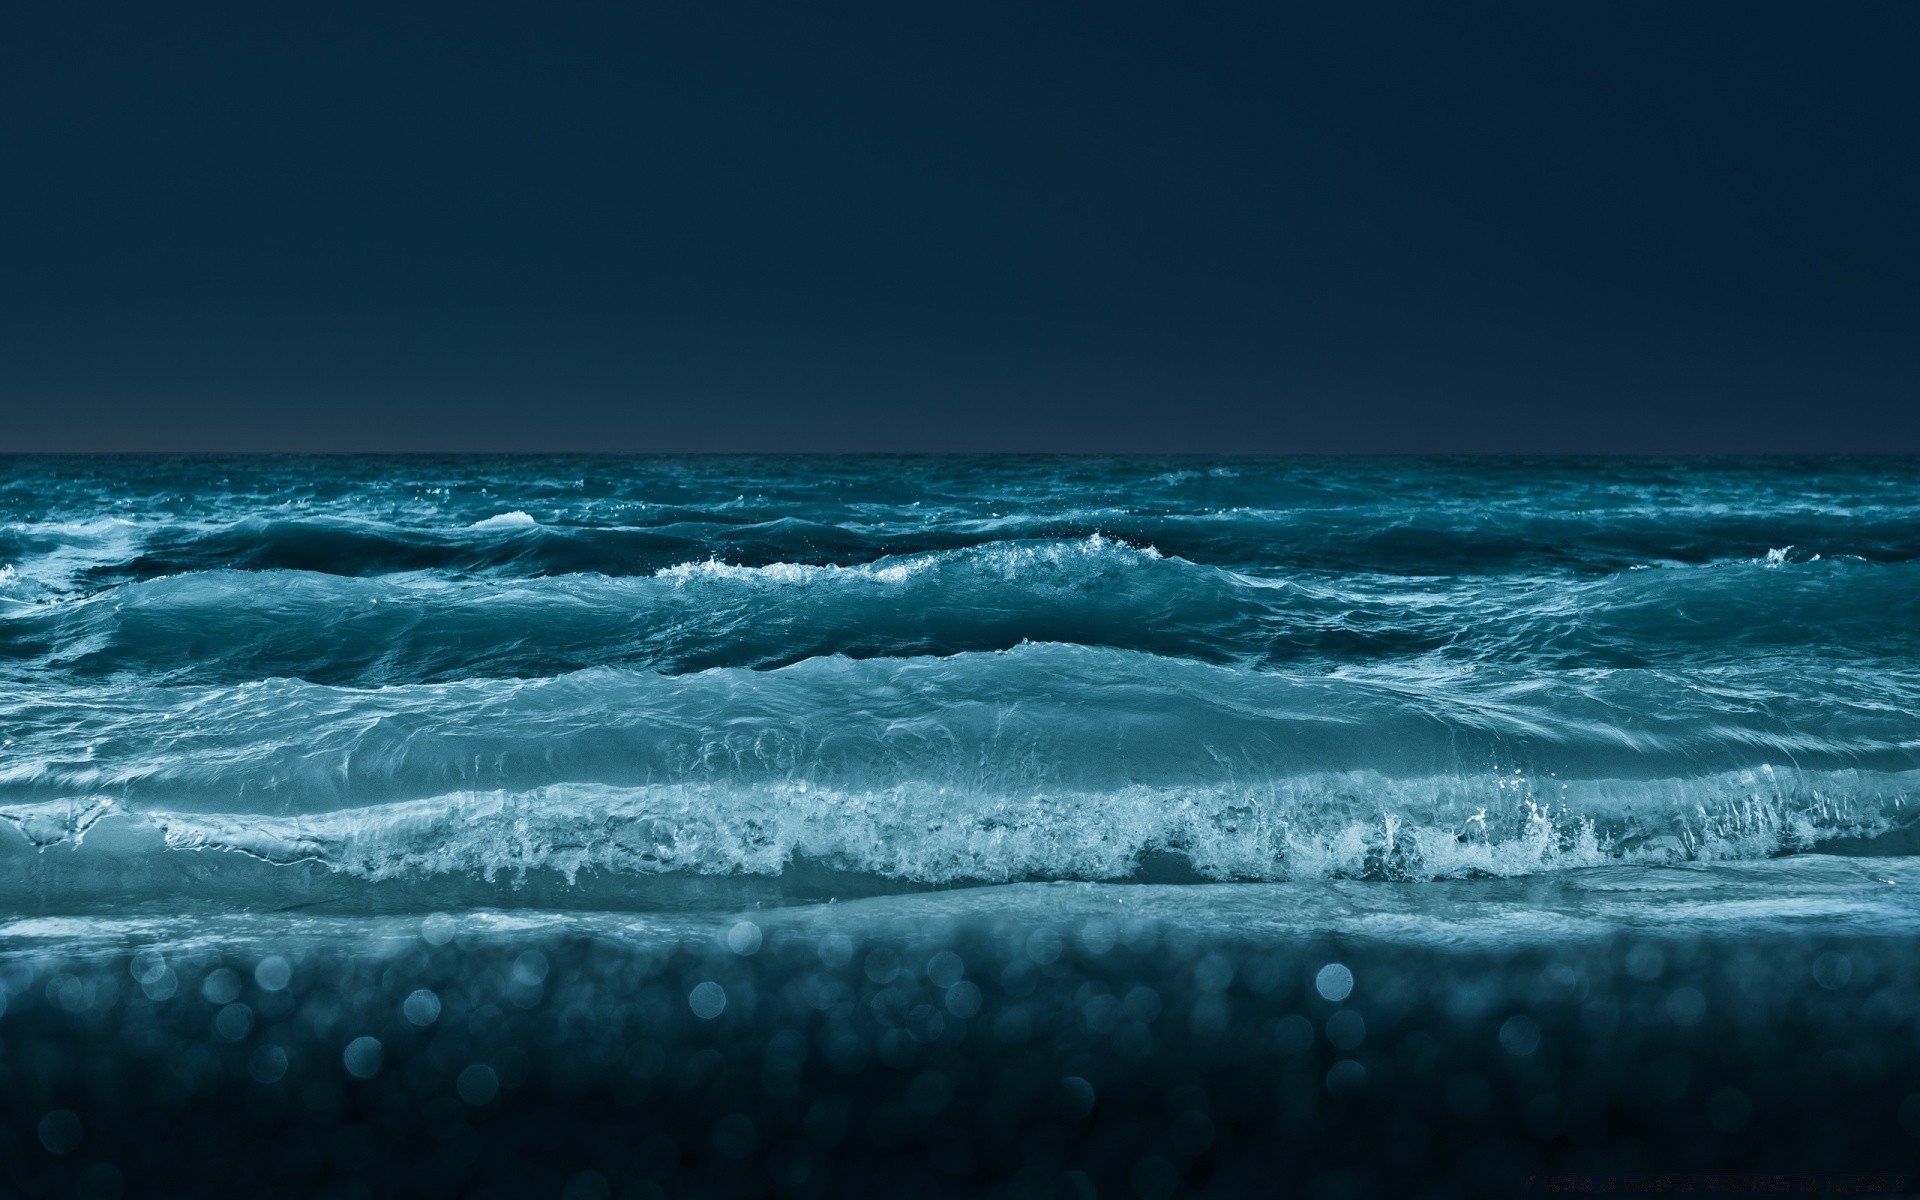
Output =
[{"x1": 3, "y1": 455, "x2": 1919, "y2": 1198}]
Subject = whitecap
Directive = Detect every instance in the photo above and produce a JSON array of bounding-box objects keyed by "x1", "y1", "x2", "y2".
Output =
[{"x1": 470, "y1": 511, "x2": 538, "y2": 530}]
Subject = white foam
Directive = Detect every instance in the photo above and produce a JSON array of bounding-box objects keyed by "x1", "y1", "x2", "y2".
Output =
[
  {"x1": 21, "y1": 762, "x2": 1891, "y2": 890},
  {"x1": 656, "y1": 557, "x2": 934, "y2": 586},
  {"x1": 655, "y1": 536, "x2": 1158, "y2": 589},
  {"x1": 470, "y1": 511, "x2": 538, "y2": 529}
]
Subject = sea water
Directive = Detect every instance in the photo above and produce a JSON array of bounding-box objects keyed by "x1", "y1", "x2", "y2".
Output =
[{"x1": 2, "y1": 455, "x2": 1917, "y2": 1196}]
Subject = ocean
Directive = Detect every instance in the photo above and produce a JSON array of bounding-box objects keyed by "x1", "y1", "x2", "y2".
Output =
[{"x1": 2, "y1": 455, "x2": 1917, "y2": 1198}]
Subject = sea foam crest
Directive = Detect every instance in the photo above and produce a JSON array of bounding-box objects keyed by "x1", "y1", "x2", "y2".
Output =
[
  {"x1": 5, "y1": 763, "x2": 1907, "y2": 900},
  {"x1": 657, "y1": 557, "x2": 935, "y2": 586},
  {"x1": 470, "y1": 510, "x2": 538, "y2": 529},
  {"x1": 655, "y1": 534, "x2": 1160, "y2": 589},
  {"x1": 94, "y1": 783, "x2": 1626, "y2": 886}
]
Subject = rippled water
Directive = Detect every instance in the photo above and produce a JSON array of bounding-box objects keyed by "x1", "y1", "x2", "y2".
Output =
[{"x1": 3, "y1": 455, "x2": 1918, "y2": 919}]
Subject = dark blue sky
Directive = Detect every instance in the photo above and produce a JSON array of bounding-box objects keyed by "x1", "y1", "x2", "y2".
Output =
[{"x1": 2, "y1": 1, "x2": 1915, "y2": 451}]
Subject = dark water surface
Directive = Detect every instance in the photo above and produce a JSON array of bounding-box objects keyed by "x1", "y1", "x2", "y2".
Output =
[{"x1": 2, "y1": 455, "x2": 1918, "y2": 1197}]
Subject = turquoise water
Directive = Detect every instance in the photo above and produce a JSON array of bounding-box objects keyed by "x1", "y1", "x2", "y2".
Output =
[{"x1": 3, "y1": 455, "x2": 1918, "y2": 918}]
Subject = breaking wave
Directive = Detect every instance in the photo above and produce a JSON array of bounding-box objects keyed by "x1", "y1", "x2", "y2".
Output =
[
  {"x1": 3, "y1": 454, "x2": 1919, "y2": 913},
  {"x1": 4, "y1": 540, "x2": 1918, "y2": 685}
]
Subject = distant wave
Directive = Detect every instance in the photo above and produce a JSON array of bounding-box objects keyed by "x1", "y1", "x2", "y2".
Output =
[
  {"x1": 4, "y1": 541, "x2": 1917, "y2": 684},
  {"x1": 11, "y1": 492, "x2": 1920, "y2": 593}
]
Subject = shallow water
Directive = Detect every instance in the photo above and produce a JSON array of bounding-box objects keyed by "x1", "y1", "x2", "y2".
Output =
[{"x1": 3, "y1": 455, "x2": 1918, "y2": 1196}]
